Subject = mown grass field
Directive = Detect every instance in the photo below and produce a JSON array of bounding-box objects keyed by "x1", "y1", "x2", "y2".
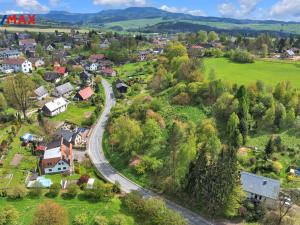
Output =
[
  {"x1": 0, "y1": 196, "x2": 137, "y2": 225},
  {"x1": 204, "y1": 58, "x2": 300, "y2": 87},
  {"x1": 50, "y1": 103, "x2": 96, "y2": 126}
]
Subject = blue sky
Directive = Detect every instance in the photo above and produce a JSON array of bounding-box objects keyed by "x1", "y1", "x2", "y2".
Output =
[{"x1": 1, "y1": 0, "x2": 300, "y2": 21}]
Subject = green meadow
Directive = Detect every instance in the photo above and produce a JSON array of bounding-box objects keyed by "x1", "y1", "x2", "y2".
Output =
[{"x1": 204, "y1": 58, "x2": 300, "y2": 88}]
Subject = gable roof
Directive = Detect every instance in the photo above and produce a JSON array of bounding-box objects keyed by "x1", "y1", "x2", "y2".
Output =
[
  {"x1": 44, "y1": 72, "x2": 60, "y2": 81},
  {"x1": 89, "y1": 54, "x2": 105, "y2": 61},
  {"x1": 43, "y1": 97, "x2": 68, "y2": 112},
  {"x1": 34, "y1": 86, "x2": 48, "y2": 97},
  {"x1": 2, "y1": 58, "x2": 26, "y2": 65},
  {"x1": 241, "y1": 171, "x2": 280, "y2": 200},
  {"x1": 54, "y1": 82, "x2": 74, "y2": 96},
  {"x1": 19, "y1": 39, "x2": 36, "y2": 45},
  {"x1": 102, "y1": 68, "x2": 115, "y2": 75},
  {"x1": 54, "y1": 66, "x2": 66, "y2": 75},
  {"x1": 78, "y1": 86, "x2": 94, "y2": 100}
]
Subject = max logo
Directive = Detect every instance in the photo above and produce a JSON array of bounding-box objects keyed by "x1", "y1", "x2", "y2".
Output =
[{"x1": 0, "y1": 15, "x2": 35, "y2": 26}]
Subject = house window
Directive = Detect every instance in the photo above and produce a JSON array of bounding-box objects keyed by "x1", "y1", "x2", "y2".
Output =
[
  {"x1": 49, "y1": 169, "x2": 52, "y2": 172},
  {"x1": 259, "y1": 196, "x2": 262, "y2": 200},
  {"x1": 47, "y1": 162, "x2": 52, "y2": 166},
  {"x1": 63, "y1": 167, "x2": 66, "y2": 170},
  {"x1": 58, "y1": 168, "x2": 61, "y2": 171}
]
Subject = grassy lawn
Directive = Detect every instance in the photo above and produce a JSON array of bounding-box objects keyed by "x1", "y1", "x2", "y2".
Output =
[
  {"x1": 0, "y1": 123, "x2": 43, "y2": 188},
  {"x1": 50, "y1": 102, "x2": 96, "y2": 126},
  {"x1": 115, "y1": 61, "x2": 154, "y2": 80},
  {"x1": 0, "y1": 196, "x2": 137, "y2": 225},
  {"x1": 204, "y1": 58, "x2": 300, "y2": 87}
]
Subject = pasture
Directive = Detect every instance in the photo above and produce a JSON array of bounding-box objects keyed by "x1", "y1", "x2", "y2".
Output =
[{"x1": 204, "y1": 58, "x2": 300, "y2": 88}]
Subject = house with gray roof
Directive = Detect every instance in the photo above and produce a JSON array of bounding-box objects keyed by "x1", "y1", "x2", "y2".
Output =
[
  {"x1": 34, "y1": 86, "x2": 48, "y2": 100},
  {"x1": 0, "y1": 49, "x2": 20, "y2": 60},
  {"x1": 53, "y1": 82, "x2": 74, "y2": 97},
  {"x1": 241, "y1": 171, "x2": 280, "y2": 208}
]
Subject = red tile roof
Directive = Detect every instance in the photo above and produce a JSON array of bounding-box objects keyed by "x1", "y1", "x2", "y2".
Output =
[
  {"x1": 54, "y1": 66, "x2": 66, "y2": 75},
  {"x1": 19, "y1": 39, "x2": 36, "y2": 45},
  {"x1": 102, "y1": 68, "x2": 115, "y2": 75},
  {"x1": 78, "y1": 87, "x2": 94, "y2": 100},
  {"x1": 2, "y1": 58, "x2": 26, "y2": 65},
  {"x1": 191, "y1": 45, "x2": 204, "y2": 49},
  {"x1": 89, "y1": 54, "x2": 105, "y2": 61},
  {"x1": 35, "y1": 145, "x2": 47, "y2": 152}
]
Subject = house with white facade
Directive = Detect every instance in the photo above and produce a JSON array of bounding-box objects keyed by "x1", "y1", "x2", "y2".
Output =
[
  {"x1": 241, "y1": 172, "x2": 281, "y2": 208},
  {"x1": 42, "y1": 97, "x2": 69, "y2": 117},
  {"x1": 1, "y1": 58, "x2": 32, "y2": 73},
  {"x1": 85, "y1": 62, "x2": 98, "y2": 72},
  {"x1": 40, "y1": 138, "x2": 73, "y2": 174},
  {"x1": 29, "y1": 58, "x2": 45, "y2": 68}
]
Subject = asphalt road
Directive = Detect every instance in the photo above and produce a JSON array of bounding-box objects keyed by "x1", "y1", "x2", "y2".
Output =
[{"x1": 87, "y1": 78, "x2": 213, "y2": 225}]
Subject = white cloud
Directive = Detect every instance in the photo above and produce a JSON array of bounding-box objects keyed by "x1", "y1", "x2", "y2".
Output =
[
  {"x1": 218, "y1": 0, "x2": 261, "y2": 18},
  {"x1": 160, "y1": 5, "x2": 206, "y2": 16},
  {"x1": 16, "y1": 0, "x2": 48, "y2": 12},
  {"x1": 3, "y1": 10, "x2": 25, "y2": 14},
  {"x1": 49, "y1": 0, "x2": 60, "y2": 6},
  {"x1": 93, "y1": 0, "x2": 146, "y2": 6},
  {"x1": 269, "y1": 0, "x2": 300, "y2": 20}
]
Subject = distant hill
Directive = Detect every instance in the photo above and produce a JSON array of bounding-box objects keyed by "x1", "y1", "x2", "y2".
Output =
[{"x1": 36, "y1": 7, "x2": 300, "y2": 35}]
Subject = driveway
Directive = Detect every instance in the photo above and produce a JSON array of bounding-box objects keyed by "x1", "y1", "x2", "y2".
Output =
[{"x1": 87, "y1": 78, "x2": 213, "y2": 225}]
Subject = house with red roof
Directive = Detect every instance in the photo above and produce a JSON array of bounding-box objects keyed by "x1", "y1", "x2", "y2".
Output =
[
  {"x1": 54, "y1": 66, "x2": 68, "y2": 77},
  {"x1": 101, "y1": 68, "x2": 116, "y2": 77},
  {"x1": 89, "y1": 54, "x2": 105, "y2": 62},
  {"x1": 19, "y1": 39, "x2": 37, "y2": 48},
  {"x1": 76, "y1": 87, "x2": 94, "y2": 101}
]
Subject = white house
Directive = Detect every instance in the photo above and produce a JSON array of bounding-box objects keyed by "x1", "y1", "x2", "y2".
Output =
[
  {"x1": 29, "y1": 58, "x2": 45, "y2": 68},
  {"x1": 1, "y1": 58, "x2": 32, "y2": 73},
  {"x1": 85, "y1": 63, "x2": 98, "y2": 72},
  {"x1": 42, "y1": 97, "x2": 69, "y2": 117},
  {"x1": 241, "y1": 172, "x2": 280, "y2": 208},
  {"x1": 41, "y1": 140, "x2": 72, "y2": 174}
]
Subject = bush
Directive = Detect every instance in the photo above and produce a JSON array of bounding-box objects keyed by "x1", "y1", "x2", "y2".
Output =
[
  {"x1": 77, "y1": 174, "x2": 90, "y2": 187},
  {"x1": 272, "y1": 161, "x2": 283, "y2": 174},
  {"x1": 48, "y1": 183, "x2": 61, "y2": 198},
  {"x1": 66, "y1": 183, "x2": 79, "y2": 198},
  {"x1": 29, "y1": 183, "x2": 43, "y2": 198},
  {"x1": 7, "y1": 185, "x2": 28, "y2": 199},
  {"x1": 109, "y1": 214, "x2": 127, "y2": 225},
  {"x1": 0, "y1": 205, "x2": 19, "y2": 225},
  {"x1": 112, "y1": 181, "x2": 121, "y2": 194},
  {"x1": 73, "y1": 213, "x2": 88, "y2": 225},
  {"x1": 84, "y1": 182, "x2": 113, "y2": 202},
  {"x1": 172, "y1": 92, "x2": 191, "y2": 105},
  {"x1": 94, "y1": 215, "x2": 108, "y2": 225},
  {"x1": 230, "y1": 49, "x2": 254, "y2": 63}
]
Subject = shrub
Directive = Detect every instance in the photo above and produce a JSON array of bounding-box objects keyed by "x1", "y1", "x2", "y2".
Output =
[
  {"x1": 112, "y1": 181, "x2": 121, "y2": 194},
  {"x1": 0, "y1": 205, "x2": 19, "y2": 225},
  {"x1": 32, "y1": 200, "x2": 68, "y2": 225},
  {"x1": 29, "y1": 183, "x2": 43, "y2": 198},
  {"x1": 94, "y1": 215, "x2": 108, "y2": 225},
  {"x1": 48, "y1": 183, "x2": 61, "y2": 198},
  {"x1": 272, "y1": 161, "x2": 283, "y2": 174},
  {"x1": 66, "y1": 183, "x2": 79, "y2": 198},
  {"x1": 84, "y1": 182, "x2": 113, "y2": 202},
  {"x1": 109, "y1": 214, "x2": 127, "y2": 225},
  {"x1": 230, "y1": 49, "x2": 254, "y2": 63},
  {"x1": 73, "y1": 213, "x2": 88, "y2": 225},
  {"x1": 172, "y1": 92, "x2": 191, "y2": 105},
  {"x1": 7, "y1": 185, "x2": 28, "y2": 199},
  {"x1": 77, "y1": 174, "x2": 90, "y2": 187}
]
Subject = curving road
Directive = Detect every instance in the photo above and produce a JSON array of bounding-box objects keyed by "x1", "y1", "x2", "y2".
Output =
[{"x1": 87, "y1": 78, "x2": 213, "y2": 225}]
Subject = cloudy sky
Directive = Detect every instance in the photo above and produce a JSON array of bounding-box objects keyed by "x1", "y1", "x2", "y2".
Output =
[{"x1": 1, "y1": 0, "x2": 300, "y2": 21}]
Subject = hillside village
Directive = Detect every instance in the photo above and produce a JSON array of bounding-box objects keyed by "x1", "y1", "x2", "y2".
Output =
[{"x1": 0, "y1": 27, "x2": 299, "y2": 225}]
